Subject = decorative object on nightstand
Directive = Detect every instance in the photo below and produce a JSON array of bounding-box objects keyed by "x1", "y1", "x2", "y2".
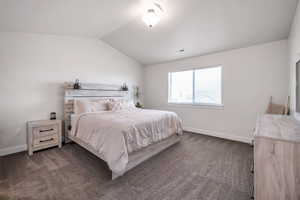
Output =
[
  {"x1": 27, "y1": 120, "x2": 62, "y2": 156},
  {"x1": 50, "y1": 112, "x2": 56, "y2": 120}
]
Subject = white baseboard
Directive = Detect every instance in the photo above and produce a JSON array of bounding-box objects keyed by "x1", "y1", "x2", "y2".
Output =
[
  {"x1": 183, "y1": 127, "x2": 253, "y2": 144},
  {"x1": 0, "y1": 144, "x2": 27, "y2": 156}
]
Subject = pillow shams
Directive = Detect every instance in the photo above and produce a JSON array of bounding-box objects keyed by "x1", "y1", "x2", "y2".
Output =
[
  {"x1": 107, "y1": 100, "x2": 136, "y2": 111},
  {"x1": 74, "y1": 99, "x2": 109, "y2": 114}
]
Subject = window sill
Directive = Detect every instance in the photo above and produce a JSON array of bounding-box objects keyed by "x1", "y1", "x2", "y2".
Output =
[{"x1": 167, "y1": 102, "x2": 224, "y2": 110}]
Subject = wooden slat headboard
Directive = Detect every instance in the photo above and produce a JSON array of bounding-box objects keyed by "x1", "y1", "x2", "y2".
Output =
[{"x1": 63, "y1": 82, "x2": 129, "y2": 142}]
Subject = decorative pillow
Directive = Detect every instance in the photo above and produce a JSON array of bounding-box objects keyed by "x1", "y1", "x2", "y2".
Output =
[
  {"x1": 74, "y1": 99, "x2": 109, "y2": 114},
  {"x1": 107, "y1": 100, "x2": 135, "y2": 111}
]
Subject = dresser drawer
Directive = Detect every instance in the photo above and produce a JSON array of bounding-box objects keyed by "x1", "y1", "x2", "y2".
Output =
[
  {"x1": 33, "y1": 134, "x2": 59, "y2": 147},
  {"x1": 33, "y1": 125, "x2": 58, "y2": 138}
]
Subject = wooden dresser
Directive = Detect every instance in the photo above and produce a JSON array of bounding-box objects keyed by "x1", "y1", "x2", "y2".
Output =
[{"x1": 254, "y1": 114, "x2": 300, "y2": 200}]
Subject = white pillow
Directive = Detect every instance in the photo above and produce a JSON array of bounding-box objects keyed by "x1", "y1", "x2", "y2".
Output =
[
  {"x1": 107, "y1": 100, "x2": 135, "y2": 111},
  {"x1": 74, "y1": 99, "x2": 108, "y2": 114}
]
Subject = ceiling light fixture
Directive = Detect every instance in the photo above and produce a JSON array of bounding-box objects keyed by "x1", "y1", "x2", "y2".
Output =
[
  {"x1": 143, "y1": 9, "x2": 160, "y2": 28},
  {"x1": 142, "y1": 1, "x2": 164, "y2": 28}
]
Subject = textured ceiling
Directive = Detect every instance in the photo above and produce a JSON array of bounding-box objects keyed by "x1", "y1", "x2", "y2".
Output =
[{"x1": 0, "y1": 0, "x2": 298, "y2": 65}]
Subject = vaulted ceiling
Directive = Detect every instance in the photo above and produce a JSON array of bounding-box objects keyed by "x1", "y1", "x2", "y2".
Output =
[
  {"x1": 0, "y1": 0, "x2": 298, "y2": 65},
  {"x1": 0, "y1": 0, "x2": 142, "y2": 37}
]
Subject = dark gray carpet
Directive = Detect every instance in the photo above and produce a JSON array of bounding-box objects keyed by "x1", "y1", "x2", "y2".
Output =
[{"x1": 0, "y1": 132, "x2": 253, "y2": 200}]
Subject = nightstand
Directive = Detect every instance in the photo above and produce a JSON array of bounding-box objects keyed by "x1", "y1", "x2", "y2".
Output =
[{"x1": 27, "y1": 120, "x2": 62, "y2": 156}]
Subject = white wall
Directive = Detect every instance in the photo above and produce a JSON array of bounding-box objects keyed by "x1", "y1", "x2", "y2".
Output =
[
  {"x1": 144, "y1": 40, "x2": 289, "y2": 143},
  {"x1": 0, "y1": 32, "x2": 143, "y2": 155},
  {"x1": 288, "y1": 1, "x2": 300, "y2": 120}
]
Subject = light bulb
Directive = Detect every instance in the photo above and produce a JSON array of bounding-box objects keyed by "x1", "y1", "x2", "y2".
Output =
[{"x1": 142, "y1": 9, "x2": 160, "y2": 28}]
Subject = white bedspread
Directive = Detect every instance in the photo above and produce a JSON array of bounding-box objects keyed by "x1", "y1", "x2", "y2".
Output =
[{"x1": 70, "y1": 109, "x2": 183, "y2": 174}]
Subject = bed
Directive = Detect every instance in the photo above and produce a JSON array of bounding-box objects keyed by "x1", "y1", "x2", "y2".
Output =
[{"x1": 64, "y1": 82, "x2": 183, "y2": 179}]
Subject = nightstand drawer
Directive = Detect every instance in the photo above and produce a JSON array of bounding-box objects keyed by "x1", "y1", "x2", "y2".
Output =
[
  {"x1": 33, "y1": 125, "x2": 58, "y2": 138},
  {"x1": 33, "y1": 134, "x2": 59, "y2": 147}
]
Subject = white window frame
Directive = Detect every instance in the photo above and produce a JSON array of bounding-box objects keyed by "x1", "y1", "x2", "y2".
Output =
[{"x1": 168, "y1": 65, "x2": 223, "y2": 108}]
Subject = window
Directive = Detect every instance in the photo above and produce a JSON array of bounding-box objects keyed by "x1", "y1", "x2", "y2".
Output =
[{"x1": 168, "y1": 66, "x2": 222, "y2": 106}]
